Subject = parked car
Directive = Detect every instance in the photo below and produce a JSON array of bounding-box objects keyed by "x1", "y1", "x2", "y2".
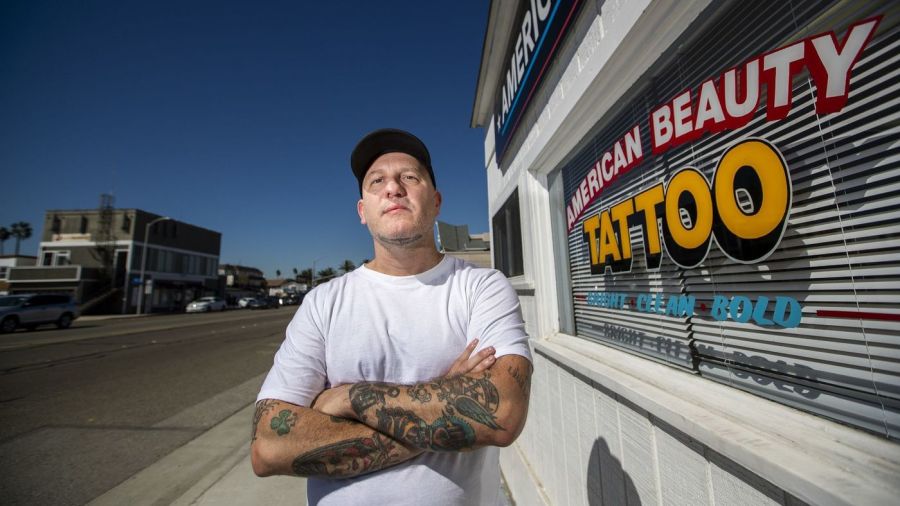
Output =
[
  {"x1": 247, "y1": 297, "x2": 280, "y2": 309},
  {"x1": 0, "y1": 294, "x2": 80, "y2": 333},
  {"x1": 279, "y1": 294, "x2": 300, "y2": 306},
  {"x1": 185, "y1": 296, "x2": 227, "y2": 313},
  {"x1": 237, "y1": 297, "x2": 256, "y2": 308}
]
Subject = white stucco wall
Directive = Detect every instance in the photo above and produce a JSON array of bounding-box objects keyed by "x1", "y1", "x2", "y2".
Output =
[{"x1": 479, "y1": 1, "x2": 900, "y2": 504}]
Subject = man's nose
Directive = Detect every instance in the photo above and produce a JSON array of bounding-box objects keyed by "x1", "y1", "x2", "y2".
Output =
[{"x1": 384, "y1": 176, "x2": 406, "y2": 196}]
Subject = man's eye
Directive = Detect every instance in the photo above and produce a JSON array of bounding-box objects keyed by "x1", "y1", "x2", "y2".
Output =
[
  {"x1": 370, "y1": 177, "x2": 384, "y2": 186},
  {"x1": 403, "y1": 175, "x2": 420, "y2": 181}
]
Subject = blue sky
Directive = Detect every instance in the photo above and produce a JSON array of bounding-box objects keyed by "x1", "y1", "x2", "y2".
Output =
[{"x1": 0, "y1": 1, "x2": 491, "y2": 278}]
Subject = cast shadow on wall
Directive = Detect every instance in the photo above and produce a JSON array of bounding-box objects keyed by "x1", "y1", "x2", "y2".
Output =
[{"x1": 587, "y1": 437, "x2": 640, "y2": 506}]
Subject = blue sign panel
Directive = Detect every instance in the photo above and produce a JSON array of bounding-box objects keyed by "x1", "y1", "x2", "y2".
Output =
[{"x1": 493, "y1": 0, "x2": 584, "y2": 163}]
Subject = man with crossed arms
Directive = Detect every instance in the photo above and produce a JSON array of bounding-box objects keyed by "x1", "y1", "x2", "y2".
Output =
[{"x1": 251, "y1": 129, "x2": 532, "y2": 505}]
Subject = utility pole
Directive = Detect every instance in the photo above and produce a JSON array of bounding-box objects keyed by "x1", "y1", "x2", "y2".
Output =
[
  {"x1": 136, "y1": 216, "x2": 172, "y2": 315},
  {"x1": 311, "y1": 257, "x2": 322, "y2": 288}
]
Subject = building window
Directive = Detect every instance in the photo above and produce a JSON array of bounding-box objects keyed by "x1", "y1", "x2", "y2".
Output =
[
  {"x1": 122, "y1": 215, "x2": 132, "y2": 233},
  {"x1": 51, "y1": 216, "x2": 61, "y2": 234},
  {"x1": 54, "y1": 251, "x2": 71, "y2": 265},
  {"x1": 79, "y1": 216, "x2": 88, "y2": 234},
  {"x1": 492, "y1": 188, "x2": 524, "y2": 277},
  {"x1": 42, "y1": 251, "x2": 54, "y2": 266},
  {"x1": 0, "y1": 266, "x2": 7, "y2": 279}
]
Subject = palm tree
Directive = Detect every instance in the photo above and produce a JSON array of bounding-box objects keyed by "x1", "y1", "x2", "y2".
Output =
[
  {"x1": 339, "y1": 260, "x2": 356, "y2": 274},
  {"x1": 317, "y1": 267, "x2": 336, "y2": 282},
  {"x1": 299, "y1": 268, "x2": 313, "y2": 285},
  {"x1": 10, "y1": 222, "x2": 32, "y2": 256},
  {"x1": 0, "y1": 227, "x2": 9, "y2": 255},
  {"x1": 276, "y1": 269, "x2": 282, "y2": 278},
  {"x1": 292, "y1": 267, "x2": 298, "y2": 280}
]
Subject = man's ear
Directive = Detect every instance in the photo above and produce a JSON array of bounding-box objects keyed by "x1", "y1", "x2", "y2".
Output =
[
  {"x1": 357, "y1": 199, "x2": 367, "y2": 225},
  {"x1": 434, "y1": 190, "x2": 442, "y2": 215}
]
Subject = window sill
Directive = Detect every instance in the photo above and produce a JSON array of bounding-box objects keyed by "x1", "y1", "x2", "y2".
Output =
[
  {"x1": 532, "y1": 333, "x2": 900, "y2": 506},
  {"x1": 508, "y1": 276, "x2": 534, "y2": 296}
]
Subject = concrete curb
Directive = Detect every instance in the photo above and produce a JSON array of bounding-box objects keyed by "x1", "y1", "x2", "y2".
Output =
[{"x1": 88, "y1": 402, "x2": 306, "y2": 506}]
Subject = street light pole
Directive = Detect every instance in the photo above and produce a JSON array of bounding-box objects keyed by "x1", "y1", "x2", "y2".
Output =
[
  {"x1": 136, "y1": 216, "x2": 172, "y2": 315},
  {"x1": 311, "y1": 257, "x2": 322, "y2": 288}
]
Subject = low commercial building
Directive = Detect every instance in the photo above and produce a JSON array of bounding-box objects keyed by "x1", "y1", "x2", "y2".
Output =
[
  {"x1": 0, "y1": 255, "x2": 36, "y2": 295},
  {"x1": 7, "y1": 209, "x2": 221, "y2": 313},
  {"x1": 436, "y1": 221, "x2": 491, "y2": 268},
  {"x1": 472, "y1": 1, "x2": 898, "y2": 504},
  {"x1": 219, "y1": 264, "x2": 266, "y2": 303},
  {"x1": 266, "y1": 279, "x2": 305, "y2": 297}
]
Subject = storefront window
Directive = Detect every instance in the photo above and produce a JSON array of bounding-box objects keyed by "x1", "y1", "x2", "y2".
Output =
[
  {"x1": 556, "y1": 1, "x2": 899, "y2": 436},
  {"x1": 492, "y1": 188, "x2": 524, "y2": 277}
]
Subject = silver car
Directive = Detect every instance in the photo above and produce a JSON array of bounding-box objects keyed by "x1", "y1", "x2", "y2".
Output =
[
  {"x1": 0, "y1": 294, "x2": 80, "y2": 333},
  {"x1": 185, "y1": 296, "x2": 227, "y2": 313}
]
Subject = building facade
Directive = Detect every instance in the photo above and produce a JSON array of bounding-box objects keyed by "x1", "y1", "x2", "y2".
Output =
[
  {"x1": 436, "y1": 221, "x2": 492, "y2": 268},
  {"x1": 219, "y1": 263, "x2": 266, "y2": 303},
  {"x1": 7, "y1": 209, "x2": 221, "y2": 314},
  {"x1": 0, "y1": 255, "x2": 36, "y2": 295},
  {"x1": 472, "y1": 1, "x2": 899, "y2": 504}
]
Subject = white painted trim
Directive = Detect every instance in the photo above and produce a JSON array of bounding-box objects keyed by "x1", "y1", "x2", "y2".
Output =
[
  {"x1": 534, "y1": 334, "x2": 900, "y2": 506},
  {"x1": 40, "y1": 240, "x2": 219, "y2": 260},
  {"x1": 40, "y1": 239, "x2": 133, "y2": 248}
]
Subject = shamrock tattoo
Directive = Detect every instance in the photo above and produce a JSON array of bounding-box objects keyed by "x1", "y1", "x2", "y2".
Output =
[{"x1": 270, "y1": 409, "x2": 298, "y2": 436}]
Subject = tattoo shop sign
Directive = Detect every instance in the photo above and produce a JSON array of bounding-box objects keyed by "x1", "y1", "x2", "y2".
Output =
[
  {"x1": 567, "y1": 16, "x2": 880, "y2": 272},
  {"x1": 564, "y1": 16, "x2": 881, "y2": 329},
  {"x1": 493, "y1": 0, "x2": 584, "y2": 163}
]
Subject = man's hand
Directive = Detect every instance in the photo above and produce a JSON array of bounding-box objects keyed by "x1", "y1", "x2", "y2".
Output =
[
  {"x1": 445, "y1": 338, "x2": 496, "y2": 376},
  {"x1": 312, "y1": 339, "x2": 497, "y2": 419}
]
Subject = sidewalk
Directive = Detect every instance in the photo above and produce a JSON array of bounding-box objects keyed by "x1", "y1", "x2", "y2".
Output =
[{"x1": 88, "y1": 402, "x2": 306, "y2": 505}]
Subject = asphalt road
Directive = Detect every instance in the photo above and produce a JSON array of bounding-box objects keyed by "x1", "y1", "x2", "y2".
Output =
[{"x1": 0, "y1": 308, "x2": 295, "y2": 506}]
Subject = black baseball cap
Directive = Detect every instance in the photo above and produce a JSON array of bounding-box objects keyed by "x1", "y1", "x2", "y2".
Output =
[{"x1": 350, "y1": 128, "x2": 436, "y2": 194}]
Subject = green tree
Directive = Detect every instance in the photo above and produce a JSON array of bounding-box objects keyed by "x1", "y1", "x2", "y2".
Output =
[
  {"x1": 317, "y1": 267, "x2": 336, "y2": 282},
  {"x1": 339, "y1": 259, "x2": 356, "y2": 274},
  {"x1": 292, "y1": 267, "x2": 298, "y2": 280},
  {"x1": 0, "y1": 227, "x2": 9, "y2": 255},
  {"x1": 298, "y1": 268, "x2": 313, "y2": 285},
  {"x1": 276, "y1": 269, "x2": 281, "y2": 278},
  {"x1": 10, "y1": 222, "x2": 32, "y2": 256}
]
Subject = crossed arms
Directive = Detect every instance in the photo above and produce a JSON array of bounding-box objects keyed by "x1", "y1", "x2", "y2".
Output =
[{"x1": 251, "y1": 341, "x2": 532, "y2": 479}]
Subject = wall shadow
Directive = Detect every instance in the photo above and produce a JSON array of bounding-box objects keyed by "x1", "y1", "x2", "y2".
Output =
[{"x1": 587, "y1": 437, "x2": 641, "y2": 506}]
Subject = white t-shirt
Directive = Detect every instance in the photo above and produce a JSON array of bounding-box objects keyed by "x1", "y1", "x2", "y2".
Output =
[{"x1": 257, "y1": 255, "x2": 531, "y2": 506}]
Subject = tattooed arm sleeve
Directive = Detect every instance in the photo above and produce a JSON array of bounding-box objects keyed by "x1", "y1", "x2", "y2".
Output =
[
  {"x1": 334, "y1": 354, "x2": 532, "y2": 451},
  {"x1": 250, "y1": 398, "x2": 424, "y2": 478}
]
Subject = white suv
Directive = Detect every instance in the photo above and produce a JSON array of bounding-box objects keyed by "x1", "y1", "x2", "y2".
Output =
[{"x1": 0, "y1": 294, "x2": 80, "y2": 333}]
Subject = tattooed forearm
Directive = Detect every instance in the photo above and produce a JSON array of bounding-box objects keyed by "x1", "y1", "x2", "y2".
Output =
[
  {"x1": 252, "y1": 399, "x2": 278, "y2": 443},
  {"x1": 349, "y1": 382, "x2": 400, "y2": 422},
  {"x1": 349, "y1": 372, "x2": 505, "y2": 451},
  {"x1": 507, "y1": 363, "x2": 532, "y2": 396},
  {"x1": 375, "y1": 406, "x2": 477, "y2": 451},
  {"x1": 270, "y1": 409, "x2": 298, "y2": 436},
  {"x1": 291, "y1": 432, "x2": 410, "y2": 478}
]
